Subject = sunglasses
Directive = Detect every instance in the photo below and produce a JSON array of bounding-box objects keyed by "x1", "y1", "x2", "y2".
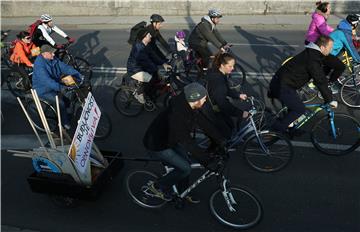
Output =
[{"x1": 24, "y1": 37, "x2": 31, "y2": 40}]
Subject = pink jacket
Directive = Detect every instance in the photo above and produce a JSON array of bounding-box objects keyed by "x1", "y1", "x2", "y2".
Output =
[{"x1": 305, "y1": 11, "x2": 334, "y2": 43}]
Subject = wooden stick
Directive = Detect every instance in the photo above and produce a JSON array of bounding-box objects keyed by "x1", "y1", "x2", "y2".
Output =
[
  {"x1": 55, "y1": 95, "x2": 64, "y2": 152},
  {"x1": 12, "y1": 153, "x2": 33, "y2": 158},
  {"x1": 31, "y1": 89, "x2": 56, "y2": 148},
  {"x1": 16, "y1": 97, "x2": 51, "y2": 160},
  {"x1": 7, "y1": 149, "x2": 34, "y2": 155}
]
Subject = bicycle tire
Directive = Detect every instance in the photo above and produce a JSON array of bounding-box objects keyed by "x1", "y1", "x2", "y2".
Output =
[
  {"x1": 311, "y1": 113, "x2": 360, "y2": 155},
  {"x1": 94, "y1": 110, "x2": 112, "y2": 140},
  {"x1": 6, "y1": 73, "x2": 31, "y2": 98},
  {"x1": 340, "y1": 78, "x2": 360, "y2": 108},
  {"x1": 72, "y1": 57, "x2": 93, "y2": 81},
  {"x1": 242, "y1": 131, "x2": 293, "y2": 172},
  {"x1": 233, "y1": 63, "x2": 246, "y2": 86},
  {"x1": 125, "y1": 170, "x2": 167, "y2": 209},
  {"x1": 209, "y1": 185, "x2": 262, "y2": 229},
  {"x1": 113, "y1": 86, "x2": 143, "y2": 117},
  {"x1": 25, "y1": 99, "x2": 58, "y2": 133}
]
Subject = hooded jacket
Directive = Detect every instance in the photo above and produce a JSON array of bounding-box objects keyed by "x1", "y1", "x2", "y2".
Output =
[
  {"x1": 143, "y1": 92, "x2": 226, "y2": 163},
  {"x1": 188, "y1": 16, "x2": 227, "y2": 49},
  {"x1": 305, "y1": 10, "x2": 334, "y2": 43},
  {"x1": 10, "y1": 40, "x2": 38, "y2": 67},
  {"x1": 270, "y1": 42, "x2": 333, "y2": 103},
  {"x1": 330, "y1": 19, "x2": 360, "y2": 63}
]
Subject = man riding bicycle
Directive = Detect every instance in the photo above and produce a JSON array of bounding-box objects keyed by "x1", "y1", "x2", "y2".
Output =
[
  {"x1": 143, "y1": 82, "x2": 227, "y2": 202},
  {"x1": 188, "y1": 9, "x2": 230, "y2": 69},
  {"x1": 32, "y1": 14, "x2": 75, "y2": 48},
  {"x1": 268, "y1": 35, "x2": 338, "y2": 137},
  {"x1": 32, "y1": 44, "x2": 82, "y2": 130}
]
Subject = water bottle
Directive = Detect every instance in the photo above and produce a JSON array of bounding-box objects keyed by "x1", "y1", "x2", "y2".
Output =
[{"x1": 292, "y1": 110, "x2": 311, "y2": 127}]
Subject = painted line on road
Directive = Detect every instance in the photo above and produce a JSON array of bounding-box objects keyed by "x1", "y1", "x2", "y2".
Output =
[{"x1": 1, "y1": 134, "x2": 359, "y2": 152}]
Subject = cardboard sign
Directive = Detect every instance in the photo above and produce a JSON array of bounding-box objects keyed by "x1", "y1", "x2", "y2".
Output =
[{"x1": 68, "y1": 93, "x2": 101, "y2": 174}]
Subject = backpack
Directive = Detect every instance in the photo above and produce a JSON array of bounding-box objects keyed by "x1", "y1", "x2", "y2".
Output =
[
  {"x1": 128, "y1": 21, "x2": 147, "y2": 45},
  {"x1": 27, "y1": 19, "x2": 42, "y2": 38}
]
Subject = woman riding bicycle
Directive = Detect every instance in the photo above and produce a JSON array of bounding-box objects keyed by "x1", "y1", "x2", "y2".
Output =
[
  {"x1": 205, "y1": 52, "x2": 249, "y2": 139},
  {"x1": 9, "y1": 31, "x2": 39, "y2": 90}
]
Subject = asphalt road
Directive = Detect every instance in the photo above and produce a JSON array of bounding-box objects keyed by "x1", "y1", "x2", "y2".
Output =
[{"x1": 1, "y1": 27, "x2": 360, "y2": 232}]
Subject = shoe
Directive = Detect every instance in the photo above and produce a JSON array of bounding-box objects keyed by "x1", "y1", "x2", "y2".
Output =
[
  {"x1": 64, "y1": 124, "x2": 71, "y2": 130},
  {"x1": 133, "y1": 93, "x2": 145, "y2": 104},
  {"x1": 148, "y1": 182, "x2": 173, "y2": 201},
  {"x1": 329, "y1": 83, "x2": 340, "y2": 94},
  {"x1": 185, "y1": 195, "x2": 200, "y2": 204}
]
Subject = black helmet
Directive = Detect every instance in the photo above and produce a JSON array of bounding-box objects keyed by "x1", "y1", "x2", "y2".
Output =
[
  {"x1": 346, "y1": 14, "x2": 359, "y2": 26},
  {"x1": 150, "y1": 14, "x2": 165, "y2": 23}
]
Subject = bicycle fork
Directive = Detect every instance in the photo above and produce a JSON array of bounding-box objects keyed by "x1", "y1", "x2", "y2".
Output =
[{"x1": 221, "y1": 178, "x2": 237, "y2": 212}]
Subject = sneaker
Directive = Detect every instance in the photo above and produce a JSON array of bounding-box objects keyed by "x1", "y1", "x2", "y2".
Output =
[
  {"x1": 185, "y1": 195, "x2": 201, "y2": 204},
  {"x1": 148, "y1": 182, "x2": 173, "y2": 201},
  {"x1": 64, "y1": 124, "x2": 71, "y2": 130},
  {"x1": 329, "y1": 83, "x2": 340, "y2": 94},
  {"x1": 134, "y1": 93, "x2": 145, "y2": 104}
]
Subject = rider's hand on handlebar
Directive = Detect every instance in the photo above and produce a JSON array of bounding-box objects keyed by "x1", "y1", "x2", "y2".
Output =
[
  {"x1": 66, "y1": 37, "x2": 75, "y2": 43},
  {"x1": 163, "y1": 63, "x2": 172, "y2": 71},
  {"x1": 239, "y1": 94, "x2": 247, "y2": 100},
  {"x1": 329, "y1": 100, "x2": 338, "y2": 109},
  {"x1": 55, "y1": 44, "x2": 64, "y2": 49}
]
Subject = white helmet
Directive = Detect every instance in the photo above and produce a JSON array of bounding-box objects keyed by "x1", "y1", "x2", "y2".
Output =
[
  {"x1": 40, "y1": 14, "x2": 53, "y2": 22},
  {"x1": 208, "y1": 9, "x2": 222, "y2": 18}
]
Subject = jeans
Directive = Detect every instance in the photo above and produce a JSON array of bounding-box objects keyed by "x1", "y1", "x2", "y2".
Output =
[
  {"x1": 40, "y1": 93, "x2": 71, "y2": 126},
  {"x1": 150, "y1": 145, "x2": 192, "y2": 193}
]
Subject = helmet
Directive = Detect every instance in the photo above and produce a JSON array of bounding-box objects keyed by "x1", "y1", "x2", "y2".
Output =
[
  {"x1": 150, "y1": 14, "x2": 165, "y2": 23},
  {"x1": 175, "y1": 31, "x2": 186, "y2": 39},
  {"x1": 208, "y1": 9, "x2": 222, "y2": 18},
  {"x1": 40, "y1": 14, "x2": 53, "y2": 22},
  {"x1": 346, "y1": 14, "x2": 359, "y2": 25}
]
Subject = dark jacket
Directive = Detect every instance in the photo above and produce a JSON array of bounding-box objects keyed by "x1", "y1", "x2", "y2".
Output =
[
  {"x1": 126, "y1": 41, "x2": 163, "y2": 76},
  {"x1": 270, "y1": 43, "x2": 333, "y2": 103},
  {"x1": 32, "y1": 55, "x2": 81, "y2": 97},
  {"x1": 207, "y1": 68, "x2": 243, "y2": 118},
  {"x1": 146, "y1": 24, "x2": 170, "y2": 63},
  {"x1": 143, "y1": 92, "x2": 226, "y2": 163},
  {"x1": 188, "y1": 16, "x2": 227, "y2": 49}
]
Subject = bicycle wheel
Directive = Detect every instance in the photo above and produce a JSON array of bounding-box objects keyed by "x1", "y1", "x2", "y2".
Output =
[
  {"x1": 6, "y1": 73, "x2": 31, "y2": 98},
  {"x1": 209, "y1": 185, "x2": 262, "y2": 229},
  {"x1": 311, "y1": 113, "x2": 360, "y2": 155},
  {"x1": 242, "y1": 131, "x2": 293, "y2": 172},
  {"x1": 94, "y1": 110, "x2": 112, "y2": 140},
  {"x1": 297, "y1": 83, "x2": 318, "y2": 103},
  {"x1": 72, "y1": 57, "x2": 93, "y2": 81},
  {"x1": 233, "y1": 63, "x2": 246, "y2": 86},
  {"x1": 113, "y1": 86, "x2": 143, "y2": 117},
  {"x1": 26, "y1": 99, "x2": 58, "y2": 133},
  {"x1": 340, "y1": 78, "x2": 360, "y2": 108},
  {"x1": 125, "y1": 170, "x2": 167, "y2": 209}
]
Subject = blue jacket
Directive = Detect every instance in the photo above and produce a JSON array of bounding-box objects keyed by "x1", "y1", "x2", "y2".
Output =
[
  {"x1": 330, "y1": 20, "x2": 360, "y2": 63},
  {"x1": 126, "y1": 41, "x2": 164, "y2": 77},
  {"x1": 32, "y1": 55, "x2": 81, "y2": 97}
]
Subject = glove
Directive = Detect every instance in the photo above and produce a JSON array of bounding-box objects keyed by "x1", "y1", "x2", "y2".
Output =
[
  {"x1": 66, "y1": 37, "x2": 75, "y2": 43},
  {"x1": 56, "y1": 44, "x2": 64, "y2": 49},
  {"x1": 329, "y1": 100, "x2": 338, "y2": 109}
]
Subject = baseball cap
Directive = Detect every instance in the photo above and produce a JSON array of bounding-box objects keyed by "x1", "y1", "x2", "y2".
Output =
[{"x1": 41, "y1": 44, "x2": 56, "y2": 53}]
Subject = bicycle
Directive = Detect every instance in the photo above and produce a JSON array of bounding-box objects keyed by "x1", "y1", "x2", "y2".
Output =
[
  {"x1": 6, "y1": 67, "x2": 33, "y2": 99},
  {"x1": 125, "y1": 153, "x2": 262, "y2": 229},
  {"x1": 57, "y1": 42, "x2": 93, "y2": 81},
  {"x1": 340, "y1": 62, "x2": 360, "y2": 108},
  {"x1": 263, "y1": 101, "x2": 360, "y2": 156},
  {"x1": 25, "y1": 82, "x2": 112, "y2": 140},
  {"x1": 195, "y1": 97, "x2": 294, "y2": 172},
  {"x1": 1, "y1": 30, "x2": 12, "y2": 69},
  {"x1": 113, "y1": 54, "x2": 193, "y2": 117}
]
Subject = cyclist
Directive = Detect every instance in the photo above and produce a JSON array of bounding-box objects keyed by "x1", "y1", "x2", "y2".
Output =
[
  {"x1": 188, "y1": 9, "x2": 229, "y2": 69},
  {"x1": 330, "y1": 14, "x2": 360, "y2": 63},
  {"x1": 146, "y1": 14, "x2": 172, "y2": 63},
  {"x1": 127, "y1": 28, "x2": 171, "y2": 104},
  {"x1": 9, "y1": 31, "x2": 39, "y2": 90},
  {"x1": 32, "y1": 14, "x2": 75, "y2": 48},
  {"x1": 206, "y1": 52, "x2": 249, "y2": 139},
  {"x1": 268, "y1": 35, "x2": 338, "y2": 136},
  {"x1": 305, "y1": 1, "x2": 345, "y2": 94},
  {"x1": 32, "y1": 44, "x2": 82, "y2": 130},
  {"x1": 143, "y1": 82, "x2": 227, "y2": 202}
]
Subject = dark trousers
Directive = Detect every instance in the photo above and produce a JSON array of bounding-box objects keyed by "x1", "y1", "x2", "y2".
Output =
[
  {"x1": 323, "y1": 54, "x2": 345, "y2": 83},
  {"x1": 150, "y1": 145, "x2": 192, "y2": 193},
  {"x1": 272, "y1": 84, "x2": 306, "y2": 133},
  {"x1": 192, "y1": 45, "x2": 212, "y2": 68}
]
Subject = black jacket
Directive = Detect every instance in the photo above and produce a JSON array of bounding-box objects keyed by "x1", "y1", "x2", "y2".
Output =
[
  {"x1": 188, "y1": 16, "x2": 227, "y2": 49},
  {"x1": 207, "y1": 69, "x2": 243, "y2": 118},
  {"x1": 270, "y1": 43, "x2": 333, "y2": 103},
  {"x1": 146, "y1": 24, "x2": 171, "y2": 63},
  {"x1": 143, "y1": 92, "x2": 226, "y2": 162}
]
